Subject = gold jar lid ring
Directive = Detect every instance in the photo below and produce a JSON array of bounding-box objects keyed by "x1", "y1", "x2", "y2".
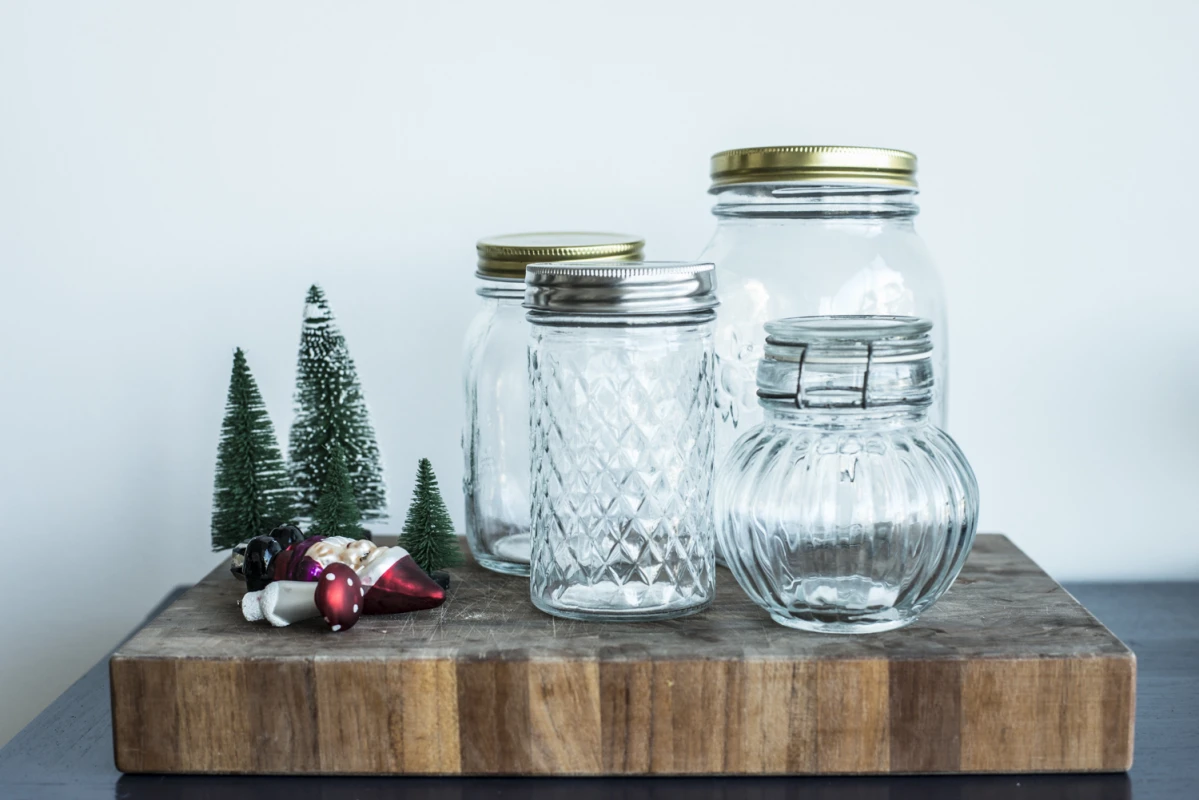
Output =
[
  {"x1": 476, "y1": 232, "x2": 644, "y2": 280},
  {"x1": 710, "y1": 146, "x2": 917, "y2": 190}
]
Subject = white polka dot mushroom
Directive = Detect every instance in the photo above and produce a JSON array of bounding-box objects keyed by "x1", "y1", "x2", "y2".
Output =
[{"x1": 314, "y1": 563, "x2": 363, "y2": 632}]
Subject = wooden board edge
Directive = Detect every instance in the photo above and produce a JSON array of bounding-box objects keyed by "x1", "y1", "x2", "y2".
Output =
[
  {"x1": 108, "y1": 657, "x2": 132, "y2": 773},
  {"x1": 110, "y1": 655, "x2": 179, "y2": 774},
  {"x1": 983, "y1": 535, "x2": 1134, "y2": 661},
  {"x1": 111, "y1": 651, "x2": 1134, "y2": 776},
  {"x1": 958, "y1": 652, "x2": 1136, "y2": 774}
]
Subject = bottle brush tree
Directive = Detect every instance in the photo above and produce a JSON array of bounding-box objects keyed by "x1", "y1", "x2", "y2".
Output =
[
  {"x1": 309, "y1": 442, "x2": 366, "y2": 539},
  {"x1": 398, "y1": 458, "x2": 464, "y2": 573},
  {"x1": 289, "y1": 284, "x2": 387, "y2": 523},
  {"x1": 211, "y1": 348, "x2": 295, "y2": 551}
]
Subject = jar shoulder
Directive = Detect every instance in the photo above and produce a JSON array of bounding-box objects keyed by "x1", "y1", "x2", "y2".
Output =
[
  {"x1": 704, "y1": 220, "x2": 942, "y2": 286},
  {"x1": 464, "y1": 301, "x2": 528, "y2": 369},
  {"x1": 701, "y1": 225, "x2": 947, "y2": 327},
  {"x1": 718, "y1": 420, "x2": 974, "y2": 492}
]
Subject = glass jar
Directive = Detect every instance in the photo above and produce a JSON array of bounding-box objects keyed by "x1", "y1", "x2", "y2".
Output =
[
  {"x1": 700, "y1": 146, "x2": 949, "y2": 468},
  {"x1": 714, "y1": 316, "x2": 978, "y2": 634},
  {"x1": 463, "y1": 233, "x2": 643, "y2": 576},
  {"x1": 526, "y1": 262, "x2": 718, "y2": 621}
]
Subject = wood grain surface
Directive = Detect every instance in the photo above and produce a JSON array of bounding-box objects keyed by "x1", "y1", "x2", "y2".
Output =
[{"x1": 110, "y1": 534, "x2": 1135, "y2": 776}]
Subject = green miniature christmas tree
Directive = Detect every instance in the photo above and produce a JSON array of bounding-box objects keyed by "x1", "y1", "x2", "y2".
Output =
[
  {"x1": 289, "y1": 284, "x2": 387, "y2": 523},
  {"x1": 308, "y1": 442, "x2": 366, "y2": 539},
  {"x1": 211, "y1": 348, "x2": 295, "y2": 551},
  {"x1": 398, "y1": 459, "x2": 463, "y2": 573}
]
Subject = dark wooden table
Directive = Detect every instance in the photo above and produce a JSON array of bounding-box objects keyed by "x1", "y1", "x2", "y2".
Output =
[{"x1": 1, "y1": 582, "x2": 1195, "y2": 799}]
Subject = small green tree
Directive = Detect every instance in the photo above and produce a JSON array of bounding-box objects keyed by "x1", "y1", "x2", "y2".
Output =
[
  {"x1": 309, "y1": 442, "x2": 366, "y2": 539},
  {"x1": 398, "y1": 459, "x2": 463, "y2": 573},
  {"x1": 211, "y1": 348, "x2": 294, "y2": 551},
  {"x1": 289, "y1": 284, "x2": 387, "y2": 523}
]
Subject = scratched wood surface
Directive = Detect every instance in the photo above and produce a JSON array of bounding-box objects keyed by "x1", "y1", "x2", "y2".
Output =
[{"x1": 110, "y1": 534, "x2": 1135, "y2": 776}]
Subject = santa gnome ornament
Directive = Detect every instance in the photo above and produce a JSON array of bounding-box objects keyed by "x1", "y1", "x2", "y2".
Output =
[{"x1": 239, "y1": 535, "x2": 445, "y2": 631}]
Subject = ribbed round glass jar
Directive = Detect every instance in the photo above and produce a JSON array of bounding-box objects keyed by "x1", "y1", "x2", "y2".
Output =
[
  {"x1": 463, "y1": 233, "x2": 643, "y2": 576},
  {"x1": 700, "y1": 146, "x2": 949, "y2": 467},
  {"x1": 526, "y1": 262, "x2": 718, "y2": 621},
  {"x1": 714, "y1": 316, "x2": 977, "y2": 634}
]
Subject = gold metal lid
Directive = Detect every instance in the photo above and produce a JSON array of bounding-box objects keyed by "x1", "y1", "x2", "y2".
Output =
[
  {"x1": 710, "y1": 146, "x2": 917, "y2": 190},
  {"x1": 476, "y1": 232, "x2": 645, "y2": 280}
]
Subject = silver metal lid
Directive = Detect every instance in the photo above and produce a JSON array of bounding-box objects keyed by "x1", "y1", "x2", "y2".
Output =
[
  {"x1": 757, "y1": 316, "x2": 934, "y2": 409},
  {"x1": 523, "y1": 261, "x2": 718, "y2": 316}
]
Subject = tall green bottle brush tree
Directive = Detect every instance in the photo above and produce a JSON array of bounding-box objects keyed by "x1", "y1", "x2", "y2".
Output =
[
  {"x1": 289, "y1": 284, "x2": 387, "y2": 524},
  {"x1": 211, "y1": 348, "x2": 295, "y2": 551}
]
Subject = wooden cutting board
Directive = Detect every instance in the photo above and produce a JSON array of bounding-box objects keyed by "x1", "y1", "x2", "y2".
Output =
[{"x1": 110, "y1": 534, "x2": 1134, "y2": 776}]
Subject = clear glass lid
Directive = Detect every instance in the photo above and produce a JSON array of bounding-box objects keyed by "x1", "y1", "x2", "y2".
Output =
[{"x1": 757, "y1": 315, "x2": 934, "y2": 410}]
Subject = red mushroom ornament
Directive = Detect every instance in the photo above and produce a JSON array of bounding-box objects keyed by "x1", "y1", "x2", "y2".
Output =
[
  {"x1": 315, "y1": 563, "x2": 363, "y2": 632},
  {"x1": 359, "y1": 547, "x2": 446, "y2": 614}
]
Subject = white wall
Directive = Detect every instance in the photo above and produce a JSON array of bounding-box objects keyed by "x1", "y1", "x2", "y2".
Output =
[{"x1": 1, "y1": 0, "x2": 1195, "y2": 746}]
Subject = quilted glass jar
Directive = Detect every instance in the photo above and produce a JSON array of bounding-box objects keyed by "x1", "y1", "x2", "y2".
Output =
[
  {"x1": 526, "y1": 262, "x2": 718, "y2": 621},
  {"x1": 700, "y1": 146, "x2": 949, "y2": 468},
  {"x1": 463, "y1": 233, "x2": 643, "y2": 576},
  {"x1": 714, "y1": 316, "x2": 978, "y2": 633}
]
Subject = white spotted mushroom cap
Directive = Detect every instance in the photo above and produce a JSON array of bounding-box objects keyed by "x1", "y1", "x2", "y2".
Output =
[{"x1": 314, "y1": 563, "x2": 363, "y2": 632}]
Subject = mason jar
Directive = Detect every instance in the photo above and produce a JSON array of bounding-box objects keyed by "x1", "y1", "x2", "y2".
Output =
[
  {"x1": 463, "y1": 233, "x2": 643, "y2": 576},
  {"x1": 526, "y1": 262, "x2": 718, "y2": 621},
  {"x1": 700, "y1": 146, "x2": 949, "y2": 469},
  {"x1": 714, "y1": 316, "x2": 978, "y2": 634}
]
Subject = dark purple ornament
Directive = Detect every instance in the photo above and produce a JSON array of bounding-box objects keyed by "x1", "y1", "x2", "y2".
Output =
[
  {"x1": 269, "y1": 525, "x2": 305, "y2": 549},
  {"x1": 243, "y1": 535, "x2": 282, "y2": 591}
]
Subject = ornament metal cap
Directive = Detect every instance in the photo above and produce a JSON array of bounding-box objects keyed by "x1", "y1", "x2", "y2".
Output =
[
  {"x1": 524, "y1": 261, "x2": 717, "y2": 318},
  {"x1": 476, "y1": 232, "x2": 644, "y2": 280},
  {"x1": 709, "y1": 146, "x2": 918, "y2": 190}
]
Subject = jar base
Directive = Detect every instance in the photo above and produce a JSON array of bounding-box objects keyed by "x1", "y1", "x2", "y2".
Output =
[
  {"x1": 533, "y1": 596, "x2": 711, "y2": 623},
  {"x1": 466, "y1": 527, "x2": 532, "y2": 576},
  {"x1": 474, "y1": 557, "x2": 531, "y2": 577},
  {"x1": 768, "y1": 611, "x2": 919, "y2": 635}
]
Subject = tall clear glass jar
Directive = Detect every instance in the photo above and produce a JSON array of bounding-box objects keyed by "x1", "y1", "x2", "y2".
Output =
[
  {"x1": 700, "y1": 146, "x2": 949, "y2": 467},
  {"x1": 714, "y1": 316, "x2": 978, "y2": 634},
  {"x1": 526, "y1": 262, "x2": 718, "y2": 621},
  {"x1": 463, "y1": 233, "x2": 643, "y2": 576}
]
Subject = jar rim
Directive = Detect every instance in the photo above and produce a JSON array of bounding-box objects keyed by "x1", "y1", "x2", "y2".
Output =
[{"x1": 765, "y1": 315, "x2": 932, "y2": 344}]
